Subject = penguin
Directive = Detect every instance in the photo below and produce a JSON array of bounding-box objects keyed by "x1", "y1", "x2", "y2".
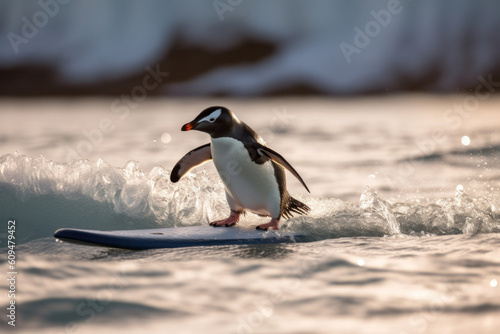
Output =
[{"x1": 170, "y1": 106, "x2": 310, "y2": 230}]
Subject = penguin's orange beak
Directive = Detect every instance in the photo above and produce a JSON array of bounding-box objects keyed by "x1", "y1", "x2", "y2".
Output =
[{"x1": 181, "y1": 122, "x2": 194, "y2": 131}]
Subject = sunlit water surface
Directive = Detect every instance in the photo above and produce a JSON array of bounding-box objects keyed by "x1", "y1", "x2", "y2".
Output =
[{"x1": 1, "y1": 97, "x2": 499, "y2": 333}]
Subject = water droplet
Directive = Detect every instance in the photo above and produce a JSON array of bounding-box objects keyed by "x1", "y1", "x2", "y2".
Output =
[
  {"x1": 461, "y1": 136, "x2": 471, "y2": 146},
  {"x1": 161, "y1": 132, "x2": 172, "y2": 144},
  {"x1": 456, "y1": 184, "x2": 464, "y2": 192},
  {"x1": 357, "y1": 259, "x2": 365, "y2": 266},
  {"x1": 490, "y1": 279, "x2": 498, "y2": 288},
  {"x1": 368, "y1": 174, "x2": 376, "y2": 178}
]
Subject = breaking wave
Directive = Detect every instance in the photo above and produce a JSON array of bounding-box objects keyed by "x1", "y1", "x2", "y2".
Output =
[{"x1": 1, "y1": 154, "x2": 499, "y2": 244}]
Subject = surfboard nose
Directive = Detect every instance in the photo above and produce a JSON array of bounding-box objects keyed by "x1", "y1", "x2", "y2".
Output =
[
  {"x1": 54, "y1": 228, "x2": 65, "y2": 239},
  {"x1": 54, "y1": 228, "x2": 74, "y2": 239}
]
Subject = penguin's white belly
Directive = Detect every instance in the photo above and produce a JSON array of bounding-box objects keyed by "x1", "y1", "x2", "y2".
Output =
[{"x1": 211, "y1": 137, "x2": 281, "y2": 217}]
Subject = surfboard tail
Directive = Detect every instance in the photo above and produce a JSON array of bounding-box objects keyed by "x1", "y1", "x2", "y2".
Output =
[{"x1": 282, "y1": 196, "x2": 310, "y2": 219}]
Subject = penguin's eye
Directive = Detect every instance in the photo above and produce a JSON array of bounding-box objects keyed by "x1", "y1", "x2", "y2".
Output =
[{"x1": 199, "y1": 108, "x2": 222, "y2": 123}]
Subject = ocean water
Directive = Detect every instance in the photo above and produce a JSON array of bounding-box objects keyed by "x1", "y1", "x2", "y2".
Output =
[{"x1": 1, "y1": 96, "x2": 499, "y2": 333}]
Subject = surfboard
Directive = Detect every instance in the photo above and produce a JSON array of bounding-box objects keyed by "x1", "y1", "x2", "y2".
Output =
[{"x1": 54, "y1": 225, "x2": 307, "y2": 250}]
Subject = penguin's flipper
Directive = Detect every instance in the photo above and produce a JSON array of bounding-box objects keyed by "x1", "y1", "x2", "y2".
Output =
[
  {"x1": 170, "y1": 143, "x2": 212, "y2": 182},
  {"x1": 256, "y1": 145, "x2": 310, "y2": 193}
]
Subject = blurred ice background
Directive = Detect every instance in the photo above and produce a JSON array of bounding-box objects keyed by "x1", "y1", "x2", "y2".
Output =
[{"x1": 1, "y1": 0, "x2": 500, "y2": 96}]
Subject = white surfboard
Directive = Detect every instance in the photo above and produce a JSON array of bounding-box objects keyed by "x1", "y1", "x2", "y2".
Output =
[{"x1": 54, "y1": 225, "x2": 307, "y2": 250}]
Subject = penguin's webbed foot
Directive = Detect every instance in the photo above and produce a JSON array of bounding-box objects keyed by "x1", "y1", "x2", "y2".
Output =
[
  {"x1": 256, "y1": 219, "x2": 280, "y2": 231},
  {"x1": 209, "y1": 211, "x2": 240, "y2": 227}
]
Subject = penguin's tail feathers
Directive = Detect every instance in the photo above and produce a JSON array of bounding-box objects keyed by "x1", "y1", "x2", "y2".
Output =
[{"x1": 282, "y1": 196, "x2": 310, "y2": 219}]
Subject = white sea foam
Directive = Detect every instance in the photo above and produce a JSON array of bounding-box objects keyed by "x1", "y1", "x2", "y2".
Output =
[{"x1": 2, "y1": 153, "x2": 498, "y2": 244}]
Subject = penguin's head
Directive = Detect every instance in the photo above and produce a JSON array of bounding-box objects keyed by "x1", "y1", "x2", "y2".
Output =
[{"x1": 182, "y1": 106, "x2": 239, "y2": 137}]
